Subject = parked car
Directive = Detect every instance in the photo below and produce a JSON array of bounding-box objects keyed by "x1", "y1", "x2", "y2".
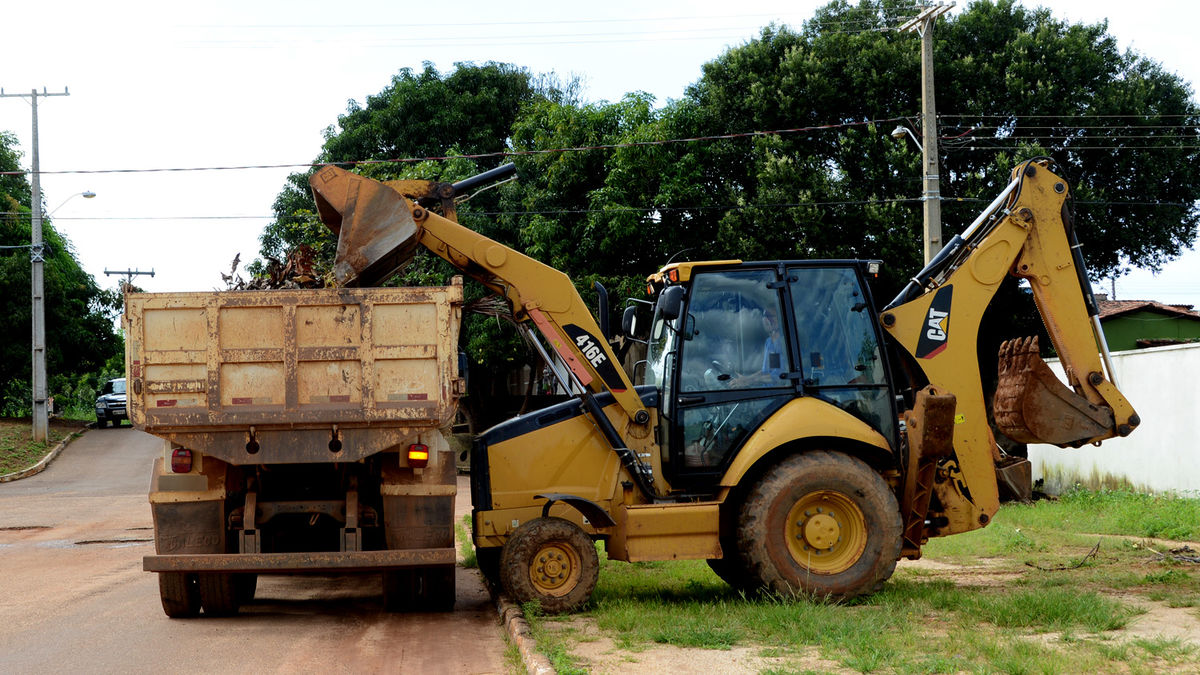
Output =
[{"x1": 95, "y1": 377, "x2": 127, "y2": 428}]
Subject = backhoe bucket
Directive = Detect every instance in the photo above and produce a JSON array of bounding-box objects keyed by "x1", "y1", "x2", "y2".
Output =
[
  {"x1": 993, "y1": 336, "x2": 1114, "y2": 446},
  {"x1": 310, "y1": 166, "x2": 421, "y2": 287}
]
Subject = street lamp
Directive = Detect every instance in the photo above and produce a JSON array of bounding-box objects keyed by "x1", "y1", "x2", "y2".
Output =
[
  {"x1": 891, "y1": 125, "x2": 921, "y2": 148},
  {"x1": 49, "y1": 190, "x2": 96, "y2": 217},
  {"x1": 31, "y1": 189, "x2": 97, "y2": 441},
  {"x1": 890, "y1": 122, "x2": 942, "y2": 265}
]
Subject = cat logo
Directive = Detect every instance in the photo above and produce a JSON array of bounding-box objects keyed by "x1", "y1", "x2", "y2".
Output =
[{"x1": 915, "y1": 285, "x2": 953, "y2": 359}]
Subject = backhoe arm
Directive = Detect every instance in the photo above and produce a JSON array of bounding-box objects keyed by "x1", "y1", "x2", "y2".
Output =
[
  {"x1": 882, "y1": 159, "x2": 1139, "y2": 535},
  {"x1": 308, "y1": 165, "x2": 649, "y2": 430}
]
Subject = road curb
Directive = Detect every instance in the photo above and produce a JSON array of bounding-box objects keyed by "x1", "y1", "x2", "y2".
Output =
[
  {"x1": 0, "y1": 427, "x2": 85, "y2": 483},
  {"x1": 488, "y1": 582, "x2": 555, "y2": 675}
]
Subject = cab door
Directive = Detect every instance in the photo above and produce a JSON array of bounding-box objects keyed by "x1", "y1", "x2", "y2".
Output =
[{"x1": 667, "y1": 268, "x2": 795, "y2": 489}]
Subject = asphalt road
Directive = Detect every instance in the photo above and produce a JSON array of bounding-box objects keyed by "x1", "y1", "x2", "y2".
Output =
[{"x1": 0, "y1": 427, "x2": 507, "y2": 674}]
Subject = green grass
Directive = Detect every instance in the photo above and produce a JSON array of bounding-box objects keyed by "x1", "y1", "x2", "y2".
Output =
[
  {"x1": 455, "y1": 514, "x2": 477, "y2": 568},
  {"x1": 519, "y1": 488, "x2": 1200, "y2": 674},
  {"x1": 0, "y1": 419, "x2": 84, "y2": 475}
]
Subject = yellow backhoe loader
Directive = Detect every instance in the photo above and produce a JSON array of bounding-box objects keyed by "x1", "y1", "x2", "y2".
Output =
[{"x1": 309, "y1": 157, "x2": 1138, "y2": 612}]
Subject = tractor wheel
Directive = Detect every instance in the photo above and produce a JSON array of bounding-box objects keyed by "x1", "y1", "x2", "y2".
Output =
[
  {"x1": 158, "y1": 572, "x2": 200, "y2": 618},
  {"x1": 738, "y1": 450, "x2": 901, "y2": 600},
  {"x1": 499, "y1": 518, "x2": 598, "y2": 614},
  {"x1": 198, "y1": 573, "x2": 240, "y2": 616}
]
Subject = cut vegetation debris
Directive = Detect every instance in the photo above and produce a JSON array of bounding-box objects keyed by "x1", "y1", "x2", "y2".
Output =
[{"x1": 518, "y1": 489, "x2": 1200, "y2": 674}]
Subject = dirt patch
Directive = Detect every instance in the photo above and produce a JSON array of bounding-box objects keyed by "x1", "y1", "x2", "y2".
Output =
[
  {"x1": 543, "y1": 617, "x2": 851, "y2": 674},
  {"x1": 897, "y1": 555, "x2": 1026, "y2": 587},
  {"x1": 1118, "y1": 596, "x2": 1200, "y2": 645}
]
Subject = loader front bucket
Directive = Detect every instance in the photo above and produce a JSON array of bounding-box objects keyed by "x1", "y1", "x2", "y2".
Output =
[
  {"x1": 993, "y1": 336, "x2": 1114, "y2": 446},
  {"x1": 310, "y1": 165, "x2": 421, "y2": 287}
]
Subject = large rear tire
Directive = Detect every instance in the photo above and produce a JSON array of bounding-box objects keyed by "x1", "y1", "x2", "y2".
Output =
[
  {"x1": 738, "y1": 450, "x2": 901, "y2": 600},
  {"x1": 382, "y1": 566, "x2": 456, "y2": 612},
  {"x1": 198, "y1": 573, "x2": 240, "y2": 616},
  {"x1": 499, "y1": 517, "x2": 598, "y2": 614},
  {"x1": 158, "y1": 572, "x2": 200, "y2": 618}
]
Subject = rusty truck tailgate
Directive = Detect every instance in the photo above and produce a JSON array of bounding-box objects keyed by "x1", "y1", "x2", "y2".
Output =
[{"x1": 124, "y1": 279, "x2": 463, "y2": 464}]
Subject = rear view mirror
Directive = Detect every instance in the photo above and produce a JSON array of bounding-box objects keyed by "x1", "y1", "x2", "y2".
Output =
[
  {"x1": 621, "y1": 306, "x2": 639, "y2": 339},
  {"x1": 656, "y1": 285, "x2": 685, "y2": 322}
]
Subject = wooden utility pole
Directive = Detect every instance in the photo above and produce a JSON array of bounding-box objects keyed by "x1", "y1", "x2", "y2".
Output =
[
  {"x1": 900, "y1": 3, "x2": 954, "y2": 264},
  {"x1": 0, "y1": 87, "x2": 70, "y2": 441}
]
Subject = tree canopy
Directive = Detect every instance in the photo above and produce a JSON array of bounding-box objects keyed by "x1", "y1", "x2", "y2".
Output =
[
  {"x1": 258, "y1": 0, "x2": 1200, "y2": 365},
  {"x1": 0, "y1": 131, "x2": 124, "y2": 414}
]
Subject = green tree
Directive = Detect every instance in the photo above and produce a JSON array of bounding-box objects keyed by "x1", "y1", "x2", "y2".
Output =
[{"x1": 0, "y1": 131, "x2": 123, "y2": 415}]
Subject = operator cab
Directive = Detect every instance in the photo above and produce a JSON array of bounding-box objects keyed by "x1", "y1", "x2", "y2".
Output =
[{"x1": 643, "y1": 261, "x2": 897, "y2": 490}]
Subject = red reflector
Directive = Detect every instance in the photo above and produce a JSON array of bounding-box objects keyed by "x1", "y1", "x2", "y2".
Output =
[
  {"x1": 407, "y1": 444, "x2": 429, "y2": 468},
  {"x1": 668, "y1": 269, "x2": 679, "y2": 282},
  {"x1": 170, "y1": 448, "x2": 193, "y2": 474}
]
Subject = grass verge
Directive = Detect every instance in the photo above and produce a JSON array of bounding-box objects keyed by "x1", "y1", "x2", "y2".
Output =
[
  {"x1": 0, "y1": 418, "x2": 87, "y2": 476},
  {"x1": 520, "y1": 489, "x2": 1200, "y2": 674}
]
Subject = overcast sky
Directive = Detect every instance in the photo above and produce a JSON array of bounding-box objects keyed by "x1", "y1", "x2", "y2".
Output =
[{"x1": 2, "y1": 1, "x2": 1197, "y2": 305}]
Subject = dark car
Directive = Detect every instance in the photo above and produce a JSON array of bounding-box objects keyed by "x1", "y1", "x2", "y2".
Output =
[{"x1": 95, "y1": 377, "x2": 127, "y2": 428}]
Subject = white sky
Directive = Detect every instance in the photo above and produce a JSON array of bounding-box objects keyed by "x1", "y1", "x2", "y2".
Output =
[{"x1": 2, "y1": 1, "x2": 1197, "y2": 305}]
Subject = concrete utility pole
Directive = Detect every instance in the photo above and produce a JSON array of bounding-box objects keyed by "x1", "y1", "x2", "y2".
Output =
[
  {"x1": 900, "y1": 3, "x2": 954, "y2": 265},
  {"x1": 0, "y1": 87, "x2": 70, "y2": 442},
  {"x1": 105, "y1": 268, "x2": 155, "y2": 291}
]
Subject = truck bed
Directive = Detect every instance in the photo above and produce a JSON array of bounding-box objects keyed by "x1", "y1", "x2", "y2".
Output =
[{"x1": 124, "y1": 279, "x2": 463, "y2": 464}]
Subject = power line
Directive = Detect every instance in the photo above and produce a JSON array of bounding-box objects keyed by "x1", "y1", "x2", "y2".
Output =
[{"x1": 0, "y1": 117, "x2": 912, "y2": 176}]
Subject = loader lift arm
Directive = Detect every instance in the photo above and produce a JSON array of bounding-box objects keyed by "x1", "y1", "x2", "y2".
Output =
[
  {"x1": 882, "y1": 158, "x2": 1139, "y2": 536},
  {"x1": 308, "y1": 164, "x2": 656, "y2": 497}
]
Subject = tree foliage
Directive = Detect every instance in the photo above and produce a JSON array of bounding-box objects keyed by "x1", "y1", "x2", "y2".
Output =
[
  {"x1": 0, "y1": 131, "x2": 123, "y2": 414},
  {"x1": 258, "y1": 1, "x2": 1200, "y2": 368}
]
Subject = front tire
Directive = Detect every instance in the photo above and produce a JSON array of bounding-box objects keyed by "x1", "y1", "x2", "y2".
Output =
[
  {"x1": 499, "y1": 517, "x2": 598, "y2": 614},
  {"x1": 738, "y1": 451, "x2": 901, "y2": 600}
]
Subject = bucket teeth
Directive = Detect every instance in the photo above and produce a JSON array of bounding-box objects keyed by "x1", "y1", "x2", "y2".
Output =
[{"x1": 994, "y1": 336, "x2": 1113, "y2": 446}]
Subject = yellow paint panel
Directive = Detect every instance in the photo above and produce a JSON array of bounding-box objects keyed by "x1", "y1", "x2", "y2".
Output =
[
  {"x1": 143, "y1": 308, "x2": 207, "y2": 352},
  {"x1": 219, "y1": 362, "x2": 284, "y2": 406},
  {"x1": 610, "y1": 503, "x2": 721, "y2": 562},
  {"x1": 298, "y1": 361, "x2": 362, "y2": 404},
  {"x1": 219, "y1": 307, "x2": 284, "y2": 350},
  {"x1": 373, "y1": 304, "x2": 436, "y2": 346},
  {"x1": 296, "y1": 304, "x2": 360, "y2": 347},
  {"x1": 374, "y1": 359, "x2": 438, "y2": 401}
]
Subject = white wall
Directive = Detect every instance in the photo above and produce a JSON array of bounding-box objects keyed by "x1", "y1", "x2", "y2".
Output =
[{"x1": 1029, "y1": 342, "x2": 1200, "y2": 496}]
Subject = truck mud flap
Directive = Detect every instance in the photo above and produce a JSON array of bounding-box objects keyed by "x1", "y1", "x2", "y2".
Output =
[{"x1": 144, "y1": 547, "x2": 455, "y2": 574}]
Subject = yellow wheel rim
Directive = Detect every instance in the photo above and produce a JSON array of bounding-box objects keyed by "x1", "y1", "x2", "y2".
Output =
[
  {"x1": 785, "y1": 490, "x2": 868, "y2": 575},
  {"x1": 528, "y1": 541, "x2": 582, "y2": 597}
]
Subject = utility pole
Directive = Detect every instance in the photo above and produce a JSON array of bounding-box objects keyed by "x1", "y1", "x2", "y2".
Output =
[
  {"x1": 105, "y1": 268, "x2": 155, "y2": 291},
  {"x1": 900, "y1": 3, "x2": 954, "y2": 264},
  {"x1": 0, "y1": 87, "x2": 70, "y2": 442}
]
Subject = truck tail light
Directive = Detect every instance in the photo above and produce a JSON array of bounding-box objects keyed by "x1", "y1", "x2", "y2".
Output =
[
  {"x1": 407, "y1": 444, "x2": 429, "y2": 468},
  {"x1": 171, "y1": 448, "x2": 193, "y2": 473}
]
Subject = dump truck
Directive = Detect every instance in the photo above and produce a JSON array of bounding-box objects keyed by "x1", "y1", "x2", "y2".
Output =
[
  {"x1": 134, "y1": 282, "x2": 464, "y2": 616},
  {"x1": 306, "y1": 157, "x2": 1138, "y2": 613}
]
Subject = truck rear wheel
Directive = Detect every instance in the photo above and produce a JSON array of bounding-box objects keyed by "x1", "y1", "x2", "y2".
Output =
[
  {"x1": 198, "y1": 573, "x2": 240, "y2": 616},
  {"x1": 737, "y1": 450, "x2": 901, "y2": 600},
  {"x1": 499, "y1": 517, "x2": 598, "y2": 614},
  {"x1": 383, "y1": 566, "x2": 456, "y2": 612},
  {"x1": 158, "y1": 572, "x2": 200, "y2": 618}
]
